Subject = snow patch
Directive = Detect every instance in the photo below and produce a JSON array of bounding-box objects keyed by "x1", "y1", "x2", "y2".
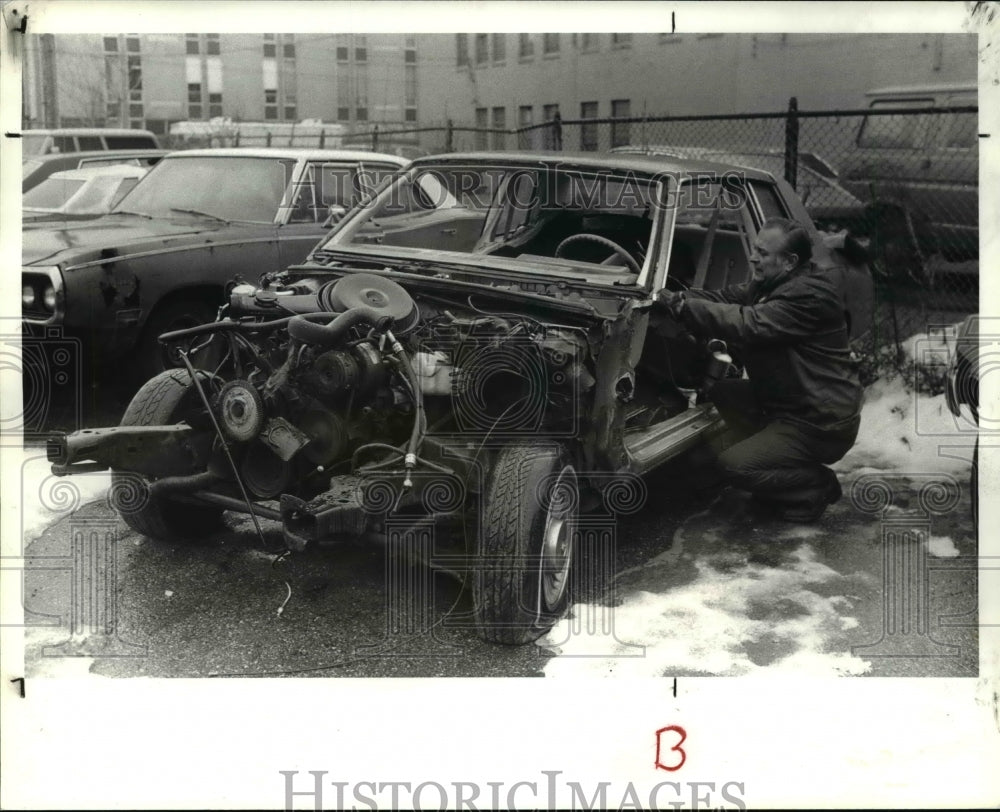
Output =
[
  {"x1": 541, "y1": 544, "x2": 870, "y2": 677},
  {"x1": 926, "y1": 535, "x2": 960, "y2": 558},
  {"x1": 835, "y1": 377, "x2": 973, "y2": 477}
]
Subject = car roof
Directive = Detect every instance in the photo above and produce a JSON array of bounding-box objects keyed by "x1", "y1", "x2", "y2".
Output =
[
  {"x1": 22, "y1": 127, "x2": 158, "y2": 137},
  {"x1": 25, "y1": 149, "x2": 168, "y2": 165},
  {"x1": 165, "y1": 147, "x2": 409, "y2": 164},
  {"x1": 411, "y1": 150, "x2": 775, "y2": 180},
  {"x1": 866, "y1": 82, "x2": 977, "y2": 98},
  {"x1": 46, "y1": 164, "x2": 150, "y2": 181}
]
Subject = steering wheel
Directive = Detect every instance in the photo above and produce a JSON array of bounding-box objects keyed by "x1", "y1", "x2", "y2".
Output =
[{"x1": 554, "y1": 233, "x2": 641, "y2": 273}]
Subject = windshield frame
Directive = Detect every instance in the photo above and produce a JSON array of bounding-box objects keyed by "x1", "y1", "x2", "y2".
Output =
[{"x1": 319, "y1": 160, "x2": 676, "y2": 291}]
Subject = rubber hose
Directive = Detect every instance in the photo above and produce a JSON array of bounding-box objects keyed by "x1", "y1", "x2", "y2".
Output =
[{"x1": 287, "y1": 306, "x2": 388, "y2": 347}]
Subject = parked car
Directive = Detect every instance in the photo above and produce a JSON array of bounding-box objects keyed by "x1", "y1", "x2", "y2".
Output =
[
  {"x1": 22, "y1": 149, "x2": 168, "y2": 192},
  {"x1": 22, "y1": 148, "x2": 409, "y2": 381},
  {"x1": 22, "y1": 163, "x2": 150, "y2": 225},
  {"x1": 839, "y1": 83, "x2": 978, "y2": 277},
  {"x1": 21, "y1": 127, "x2": 160, "y2": 157},
  {"x1": 612, "y1": 144, "x2": 865, "y2": 233},
  {"x1": 945, "y1": 314, "x2": 980, "y2": 529},
  {"x1": 49, "y1": 152, "x2": 873, "y2": 645}
]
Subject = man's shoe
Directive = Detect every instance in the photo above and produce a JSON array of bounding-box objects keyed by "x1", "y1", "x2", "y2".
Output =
[{"x1": 777, "y1": 476, "x2": 842, "y2": 523}]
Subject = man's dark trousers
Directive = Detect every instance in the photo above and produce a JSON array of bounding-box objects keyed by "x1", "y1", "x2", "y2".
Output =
[{"x1": 708, "y1": 379, "x2": 859, "y2": 507}]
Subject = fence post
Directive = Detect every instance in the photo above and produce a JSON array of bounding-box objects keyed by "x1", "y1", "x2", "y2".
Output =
[
  {"x1": 553, "y1": 111, "x2": 563, "y2": 151},
  {"x1": 372, "y1": 124, "x2": 379, "y2": 151},
  {"x1": 234, "y1": 130, "x2": 240, "y2": 147},
  {"x1": 784, "y1": 96, "x2": 798, "y2": 189},
  {"x1": 445, "y1": 119, "x2": 453, "y2": 152},
  {"x1": 319, "y1": 128, "x2": 325, "y2": 149},
  {"x1": 266, "y1": 131, "x2": 272, "y2": 147}
]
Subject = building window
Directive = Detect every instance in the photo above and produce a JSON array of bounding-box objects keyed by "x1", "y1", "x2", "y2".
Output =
[
  {"x1": 285, "y1": 104, "x2": 297, "y2": 120},
  {"x1": 264, "y1": 88, "x2": 277, "y2": 120},
  {"x1": 264, "y1": 43, "x2": 276, "y2": 57},
  {"x1": 355, "y1": 36, "x2": 367, "y2": 62},
  {"x1": 207, "y1": 34, "x2": 220, "y2": 55},
  {"x1": 611, "y1": 98, "x2": 631, "y2": 147},
  {"x1": 518, "y1": 105, "x2": 533, "y2": 127},
  {"x1": 336, "y1": 46, "x2": 348, "y2": 61},
  {"x1": 580, "y1": 101, "x2": 598, "y2": 151},
  {"x1": 611, "y1": 33, "x2": 633, "y2": 48},
  {"x1": 265, "y1": 107, "x2": 278, "y2": 121},
  {"x1": 126, "y1": 36, "x2": 140, "y2": 53},
  {"x1": 543, "y1": 103, "x2": 560, "y2": 150},
  {"x1": 456, "y1": 34, "x2": 469, "y2": 66},
  {"x1": 129, "y1": 103, "x2": 143, "y2": 118},
  {"x1": 405, "y1": 108, "x2": 417, "y2": 122},
  {"x1": 543, "y1": 33, "x2": 560, "y2": 55},
  {"x1": 581, "y1": 33, "x2": 599, "y2": 52},
  {"x1": 209, "y1": 93, "x2": 223, "y2": 118},
  {"x1": 404, "y1": 65, "x2": 417, "y2": 106},
  {"x1": 518, "y1": 34, "x2": 534, "y2": 60},
  {"x1": 492, "y1": 33, "x2": 506, "y2": 62},
  {"x1": 356, "y1": 107, "x2": 368, "y2": 121},
  {"x1": 284, "y1": 42, "x2": 295, "y2": 58},
  {"x1": 475, "y1": 107, "x2": 488, "y2": 150},
  {"x1": 338, "y1": 107, "x2": 349, "y2": 120},
  {"x1": 475, "y1": 33, "x2": 488, "y2": 65},
  {"x1": 188, "y1": 83, "x2": 203, "y2": 119},
  {"x1": 405, "y1": 47, "x2": 416, "y2": 64},
  {"x1": 186, "y1": 34, "x2": 200, "y2": 55},
  {"x1": 104, "y1": 36, "x2": 118, "y2": 52},
  {"x1": 491, "y1": 106, "x2": 506, "y2": 150}
]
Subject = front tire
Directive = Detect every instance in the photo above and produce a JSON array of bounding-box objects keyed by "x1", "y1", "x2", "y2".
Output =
[
  {"x1": 112, "y1": 369, "x2": 224, "y2": 542},
  {"x1": 473, "y1": 444, "x2": 578, "y2": 644}
]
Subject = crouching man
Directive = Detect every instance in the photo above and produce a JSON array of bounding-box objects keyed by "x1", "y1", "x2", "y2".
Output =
[{"x1": 656, "y1": 218, "x2": 863, "y2": 522}]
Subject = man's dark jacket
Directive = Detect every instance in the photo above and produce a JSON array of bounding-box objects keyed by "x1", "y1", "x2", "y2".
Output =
[{"x1": 680, "y1": 262, "x2": 863, "y2": 433}]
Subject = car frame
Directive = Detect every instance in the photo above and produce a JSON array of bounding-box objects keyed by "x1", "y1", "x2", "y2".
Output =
[{"x1": 48, "y1": 151, "x2": 873, "y2": 645}]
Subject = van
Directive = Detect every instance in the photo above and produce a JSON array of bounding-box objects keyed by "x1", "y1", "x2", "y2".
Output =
[
  {"x1": 839, "y1": 83, "x2": 978, "y2": 273},
  {"x1": 21, "y1": 128, "x2": 160, "y2": 157}
]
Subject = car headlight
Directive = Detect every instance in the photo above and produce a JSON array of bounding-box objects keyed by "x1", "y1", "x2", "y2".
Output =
[{"x1": 21, "y1": 266, "x2": 64, "y2": 323}]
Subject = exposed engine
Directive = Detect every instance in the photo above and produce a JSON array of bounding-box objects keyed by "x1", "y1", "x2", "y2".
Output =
[{"x1": 169, "y1": 272, "x2": 595, "y2": 510}]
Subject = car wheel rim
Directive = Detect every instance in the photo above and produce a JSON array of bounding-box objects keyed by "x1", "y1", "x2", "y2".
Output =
[{"x1": 540, "y1": 464, "x2": 576, "y2": 610}]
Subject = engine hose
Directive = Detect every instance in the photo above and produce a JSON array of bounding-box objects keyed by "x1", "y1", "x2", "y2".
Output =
[
  {"x1": 158, "y1": 312, "x2": 338, "y2": 344},
  {"x1": 287, "y1": 306, "x2": 391, "y2": 347}
]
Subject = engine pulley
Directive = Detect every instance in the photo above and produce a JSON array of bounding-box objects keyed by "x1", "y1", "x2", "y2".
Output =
[
  {"x1": 215, "y1": 380, "x2": 265, "y2": 442},
  {"x1": 323, "y1": 273, "x2": 419, "y2": 335}
]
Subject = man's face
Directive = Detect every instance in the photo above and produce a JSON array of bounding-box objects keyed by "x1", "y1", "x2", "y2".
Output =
[{"x1": 750, "y1": 227, "x2": 797, "y2": 285}]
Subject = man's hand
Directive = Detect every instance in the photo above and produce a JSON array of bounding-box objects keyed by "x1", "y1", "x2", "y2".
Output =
[{"x1": 654, "y1": 290, "x2": 687, "y2": 320}]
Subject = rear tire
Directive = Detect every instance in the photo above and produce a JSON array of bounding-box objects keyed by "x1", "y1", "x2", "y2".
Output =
[
  {"x1": 473, "y1": 444, "x2": 577, "y2": 644},
  {"x1": 112, "y1": 369, "x2": 224, "y2": 542}
]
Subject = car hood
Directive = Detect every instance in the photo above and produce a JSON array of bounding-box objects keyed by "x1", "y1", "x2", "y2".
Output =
[{"x1": 22, "y1": 215, "x2": 256, "y2": 269}]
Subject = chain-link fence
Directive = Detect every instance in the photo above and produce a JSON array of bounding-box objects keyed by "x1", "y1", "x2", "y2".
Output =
[{"x1": 340, "y1": 102, "x2": 979, "y2": 370}]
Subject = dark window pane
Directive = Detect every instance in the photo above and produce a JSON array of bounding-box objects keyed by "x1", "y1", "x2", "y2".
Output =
[
  {"x1": 356, "y1": 107, "x2": 368, "y2": 121},
  {"x1": 337, "y1": 107, "x2": 350, "y2": 120},
  {"x1": 126, "y1": 37, "x2": 140, "y2": 52},
  {"x1": 283, "y1": 43, "x2": 295, "y2": 58},
  {"x1": 129, "y1": 103, "x2": 144, "y2": 117},
  {"x1": 337, "y1": 46, "x2": 348, "y2": 61},
  {"x1": 284, "y1": 106, "x2": 296, "y2": 119},
  {"x1": 405, "y1": 49, "x2": 416, "y2": 63},
  {"x1": 210, "y1": 105, "x2": 223, "y2": 118},
  {"x1": 264, "y1": 106, "x2": 278, "y2": 120},
  {"x1": 405, "y1": 108, "x2": 417, "y2": 122},
  {"x1": 207, "y1": 40, "x2": 220, "y2": 55},
  {"x1": 263, "y1": 43, "x2": 276, "y2": 57},
  {"x1": 103, "y1": 37, "x2": 118, "y2": 52},
  {"x1": 105, "y1": 134, "x2": 157, "y2": 148},
  {"x1": 78, "y1": 136, "x2": 103, "y2": 150},
  {"x1": 189, "y1": 104, "x2": 202, "y2": 119},
  {"x1": 355, "y1": 48, "x2": 367, "y2": 61}
]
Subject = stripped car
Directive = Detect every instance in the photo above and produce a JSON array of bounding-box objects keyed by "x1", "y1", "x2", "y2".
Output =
[{"x1": 49, "y1": 152, "x2": 873, "y2": 644}]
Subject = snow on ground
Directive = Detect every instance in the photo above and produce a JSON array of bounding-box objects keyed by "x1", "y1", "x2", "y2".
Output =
[
  {"x1": 2, "y1": 444, "x2": 111, "y2": 545},
  {"x1": 835, "y1": 377, "x2": 974, "y2": 477},
  {"x1": 541, "y1": 543, "x2": 870, "y2": 677}
]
